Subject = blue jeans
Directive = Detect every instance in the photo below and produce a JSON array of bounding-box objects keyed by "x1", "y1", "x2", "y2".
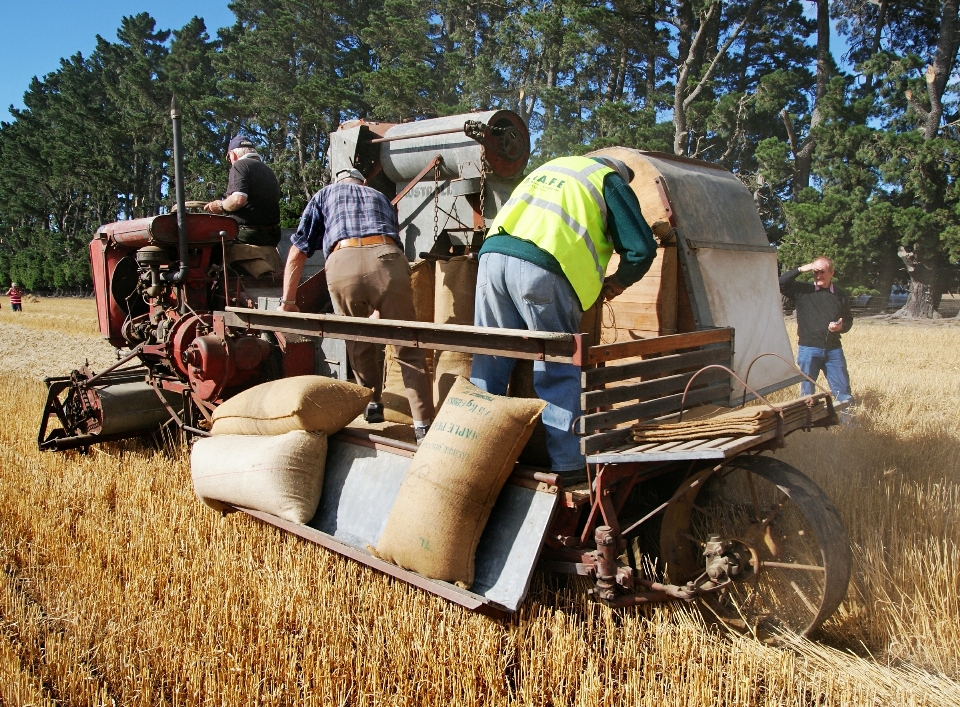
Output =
[
  {"x1": 797, "y1": 346, "x2": 853, "y2": 403},
  {"x1": 470, "y1": 253, "x2": 585, "y2": 472}
]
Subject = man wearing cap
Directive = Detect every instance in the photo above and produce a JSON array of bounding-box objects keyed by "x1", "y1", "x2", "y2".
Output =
[
  {"x1": 470, "y1": 155, "x2": 658, "y2": 483},
  {"x1": 279, "y1": 168, "x2": 436, "y2": 442},
  {"x1": 204, "y1": 135, "x2": 282, "y2": 247}
]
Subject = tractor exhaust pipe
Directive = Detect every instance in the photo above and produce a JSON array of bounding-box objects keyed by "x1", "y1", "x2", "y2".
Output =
[{"x1": 169, "y1": 94, "x2": 190, "y2": 293}]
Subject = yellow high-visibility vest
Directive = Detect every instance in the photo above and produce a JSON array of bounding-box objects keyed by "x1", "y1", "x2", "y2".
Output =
[{"x1": 487, "y1": 156, "x2": 613, "y2": 309}]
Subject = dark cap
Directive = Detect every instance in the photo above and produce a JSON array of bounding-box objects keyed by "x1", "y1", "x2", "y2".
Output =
[{"x1": 228, "y1": 135, "x2": 256, "y2": 151}]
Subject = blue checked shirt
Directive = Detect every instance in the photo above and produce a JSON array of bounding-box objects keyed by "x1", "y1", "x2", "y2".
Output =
[{"x1": 292, "y1": 183, "x2": 401, "y2": 258}]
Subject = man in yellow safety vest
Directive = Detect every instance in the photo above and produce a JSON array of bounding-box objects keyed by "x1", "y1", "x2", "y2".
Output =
[{"x1": 470, "y1": 155, "x2": 657, "y2": 483}]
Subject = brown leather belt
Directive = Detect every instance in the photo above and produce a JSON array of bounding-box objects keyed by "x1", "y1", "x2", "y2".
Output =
[{"x1": 332, "y1": 234, "x2": 395, "y2": 251}]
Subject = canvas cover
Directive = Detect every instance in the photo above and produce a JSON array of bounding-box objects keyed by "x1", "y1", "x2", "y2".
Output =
[{"x1": 589, "y1": 148, "x2": 801, "y2": 400}]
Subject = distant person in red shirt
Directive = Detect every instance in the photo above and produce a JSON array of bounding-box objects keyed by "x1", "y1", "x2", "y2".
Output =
[{"x1": 6, "y1": 283, "x2": 23, "y2": 312}]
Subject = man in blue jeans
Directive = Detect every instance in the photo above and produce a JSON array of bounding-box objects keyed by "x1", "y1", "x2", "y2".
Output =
[
  {"x1": 470, "y1": 155, "x2": 658, "y2": 483},
  {"x1": 779, "y1": 257, "x2": 854, "y2": 403}
]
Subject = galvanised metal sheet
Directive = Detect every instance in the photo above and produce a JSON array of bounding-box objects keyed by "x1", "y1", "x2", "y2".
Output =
[{"x1": 309, "y1": 438, "x2": 557, "y2": 612}]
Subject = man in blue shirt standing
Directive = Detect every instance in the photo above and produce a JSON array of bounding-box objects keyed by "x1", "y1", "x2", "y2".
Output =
[{"x1": 280, "y1": 168, "x2": 435, "y2": 441}]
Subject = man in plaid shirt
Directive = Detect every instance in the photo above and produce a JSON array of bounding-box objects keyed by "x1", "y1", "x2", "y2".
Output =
[{"x1": 280, "y1": 169, "x2": 435, "y2": 442}]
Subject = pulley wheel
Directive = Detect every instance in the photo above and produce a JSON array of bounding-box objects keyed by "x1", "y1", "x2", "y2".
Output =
[{"x1": 660, "y1": 455, "x2": 852, "y2": 639}]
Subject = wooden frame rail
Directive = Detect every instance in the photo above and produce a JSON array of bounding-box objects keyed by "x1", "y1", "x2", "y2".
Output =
[
  {"x1": 578, "y1": 327, "x2": 734, "y2": 455},
  {"x1": 221, "y1": 307, "x2": 583, "y2": 363}
]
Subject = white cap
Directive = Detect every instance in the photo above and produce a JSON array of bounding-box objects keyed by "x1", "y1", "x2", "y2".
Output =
[{"x1": 335, "y1": 168, "x2": 365, "y2": 182}]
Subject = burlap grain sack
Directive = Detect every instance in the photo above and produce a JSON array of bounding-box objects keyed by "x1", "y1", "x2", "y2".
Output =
[
  {"x1": 191, "y1": 430, "x2": 327, "y2": 524},
  {"x1": 375, "y1": 377, "x2": 546, "y2": 587},
  {"x1": 382, "y1": 260, "x2": 436, "y2": 423},
  {"x1": 410, "y1": 259, "x2": 435, "y2": 323},
  {"x1": 382, "y1": 346, "x2": 413, "y2": 424},
  {"x1": 508, "y1": 359, "x2": 552, "y2": 467},
  {"x1": 433, "y1": 350, "x2": 473, "y2": 407},
  {"x1": 211, "y1": 375, "x2": 372, "y2": 436},
  {"x1": 435, "y1": 256, "x2": 478, "y2": 325}
]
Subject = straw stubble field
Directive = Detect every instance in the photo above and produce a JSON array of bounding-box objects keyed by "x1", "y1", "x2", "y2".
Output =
[{"x1": 0, "y1": 298, "x2": 958, "y2": 706}]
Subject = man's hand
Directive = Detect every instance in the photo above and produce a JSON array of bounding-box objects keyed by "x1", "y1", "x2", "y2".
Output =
[
  {"x1": 798, "y1": 261, "x2": 816, "y2": 273},
  {"x1": 601, "y1": 275, "x2": 626, "y2": 301},
  {"x1": 828, "y1": 317, "x2": 843, "y2": 332},
  {"x1": 203, "y1": 200, "x2": 224, "y2": 214},
  {"x1": 278, "y1": 301, "x2": 299, "y2": 313}
]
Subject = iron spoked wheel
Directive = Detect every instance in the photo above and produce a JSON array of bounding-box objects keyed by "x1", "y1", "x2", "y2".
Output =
[{"x1": 660, "y1": 455, "x2": 852, "y2": 639}]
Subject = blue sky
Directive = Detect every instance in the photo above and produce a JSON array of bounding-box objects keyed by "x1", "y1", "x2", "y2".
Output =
[{"x1": 0, "y1": 0, "x2": 236, "y2": 119}]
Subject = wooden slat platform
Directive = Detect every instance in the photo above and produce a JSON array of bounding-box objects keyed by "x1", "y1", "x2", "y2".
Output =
[{"x1": 586, "y1": 400, "x2": 845, "y2": 464}]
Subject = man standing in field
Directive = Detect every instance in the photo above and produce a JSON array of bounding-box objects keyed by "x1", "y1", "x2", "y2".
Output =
[
  {"x1": 779, "y1": 257, "x2": 854, "y2": 403},
  {"x1": 469, "y1": 155, "x2": 658, "y2": 483},
  {"x1": 6, "y1": 282, "x2": 23, "y2": 312},
  {"x1": 203, "y1": 135, "x2": 282, "y2": 247},
  {"x1": 279, "y1": 168, "x2": 435, "y2": 443}
]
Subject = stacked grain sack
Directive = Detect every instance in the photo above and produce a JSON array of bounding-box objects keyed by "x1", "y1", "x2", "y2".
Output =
[
  {"x1": 433, "y1": 256, "x2": 478, "y2": 406},
  {"x1": 376, "y1": 377, "x2": 545, "y2": 588},
  {"x1": 190, "y1": 376, "x2": 372, "y2": 523},
  {"x1": 382, "y1": 260, "x2": 435, "y2": 424}
]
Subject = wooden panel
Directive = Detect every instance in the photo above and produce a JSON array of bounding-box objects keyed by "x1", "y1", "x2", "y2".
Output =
[
  {"x1": 581, "y1": 428, "x2": 633, "y2": 455},
  {"x1": 659, "y1": 245, "x2": 678, "y2": 335},
  {"x1": 677, "y1": 265, "x2": 696, "y2": 333},
  {"x1": 576, "y1": 383, "x2": 730, "y2": 434},
  {"x1": 603, "y1": 245, "x2": 677, "y2": 340},
  {"x1": 581, "y1": 366, "x2": 730, "y2": 409},
  {"x1": 586, "y1": 327, "x2": 733, "y2": 365},
  {"x1": 583, "y1": 344, "x2": 731, "y2": 387}
]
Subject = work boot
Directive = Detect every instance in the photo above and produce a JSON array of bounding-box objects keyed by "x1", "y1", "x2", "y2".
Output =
[
  {"x1": 414, "y1": 422, "x2": 431, "y2": 445},
  {"x1": 364, "y1": 402, "x2": 384, "y2": 424}
]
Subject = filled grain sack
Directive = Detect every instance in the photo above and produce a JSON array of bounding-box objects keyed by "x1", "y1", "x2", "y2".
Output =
[
  {"x1": 435, "y1": 255, "x2": 478, "y2": 325},
  {"x1": 433, "y1": 350, "x2": 473, "y2": 407},
  {"x1": 410, "y1": 259, "x2": 436, "y2": 323},
  {"x1": 191, "y1": 430, "x2": 327, "y2": 524},
  {"x1": 382, "y1": 346, "x2": 413, "y2": 424},
  {"x1": 211, "y1": 375, "x2": 372, "y2": 436},
  {"x1": 375, "y1": 377, "x2": 546, "y2": 587},
  {"x1": 382, "y1": 260, "x2": 436, "y2": 423}
]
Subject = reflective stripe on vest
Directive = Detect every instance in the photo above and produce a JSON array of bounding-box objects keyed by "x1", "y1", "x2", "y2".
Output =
[{"x1": 488, "y1": 156, "x2": 613, "y2": 309}]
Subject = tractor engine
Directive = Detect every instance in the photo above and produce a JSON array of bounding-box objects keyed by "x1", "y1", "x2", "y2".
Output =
[{"x1": 37, "y1": 211, "x2": 294, "y2": 451}]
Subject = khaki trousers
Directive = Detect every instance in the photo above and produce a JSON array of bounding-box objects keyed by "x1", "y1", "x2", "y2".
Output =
[{"x1": 325, "y1": 243, "x2": 435, "y2": 422}]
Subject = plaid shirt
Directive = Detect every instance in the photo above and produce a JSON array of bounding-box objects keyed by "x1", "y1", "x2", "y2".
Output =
[{"x1": 292, "y1": 183, "x2": 400, "y2": 258}]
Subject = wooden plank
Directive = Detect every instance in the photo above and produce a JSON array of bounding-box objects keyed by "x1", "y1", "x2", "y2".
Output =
[
  {"x1": 586, "y1": 328, "x2": 733, "y2": 365},
  {"x1": 606, "y1": 311, "x2": 661, "y2": 331},
  {"x1": 670, "y1": 438, "x2": 711, "y2": 451},
  {"x1": 658, "y1": 245, "x2": 678, "y2": 335},
  {"x1": 642, "y1": 440, "x2": 688, "y2": 453},
  {"x1": 581, "y1": 367, "x2": 730, "y2": 409},
  {"x1": 583, "y1": 345, "x2": 731, "y2": 387},
  {"x1": 696, "y1": 436, "x2": 734, "y2": 450},
  {"x1": 577, "y1": 384, "x2": 730, "y2": 434},
  {"x1": 587, "y1": 446, "x2": 728, "y2": 464},
  {"x1": 580, "y1": 427, "x2": 633, "y2": 455},
  {"x1": 221, "y1": 308, "x2": 580, "y2": 363}
]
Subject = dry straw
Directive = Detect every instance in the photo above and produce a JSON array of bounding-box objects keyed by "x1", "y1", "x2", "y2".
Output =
[{"x1": 0, "y1": 302, "x2": 958, "y2": 705}]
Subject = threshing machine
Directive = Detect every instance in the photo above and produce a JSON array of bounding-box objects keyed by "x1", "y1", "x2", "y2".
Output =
[{"x1": 39, "y1": 99, "x2": 852, "y2": 639}]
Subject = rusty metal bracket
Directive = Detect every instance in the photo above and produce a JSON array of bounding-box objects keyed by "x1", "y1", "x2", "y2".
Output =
[{"x1": 391, "y1": 154, "x2": 443, "y2": 207}]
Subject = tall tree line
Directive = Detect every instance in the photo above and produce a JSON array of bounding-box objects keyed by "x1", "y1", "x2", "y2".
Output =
[{"x1": 0, "y1": 0, "x2": 957, "y2": 317}]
